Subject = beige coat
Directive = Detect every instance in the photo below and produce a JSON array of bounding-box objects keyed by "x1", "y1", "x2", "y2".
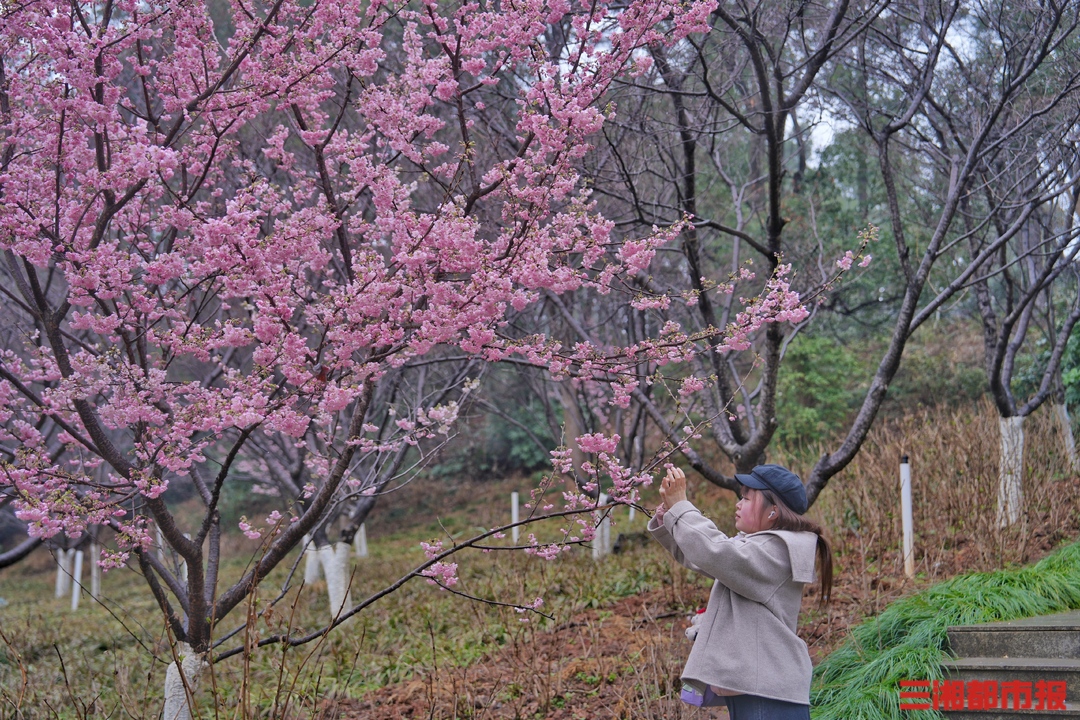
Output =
[{"x1": 648, "y1": 500, "x2": 817, "y2": 705}]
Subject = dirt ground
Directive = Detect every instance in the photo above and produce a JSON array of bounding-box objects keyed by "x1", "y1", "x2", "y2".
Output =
[
  {"x1": 317, "y1": 519, "x2": 1075, "y2": 720},
  {"x1": 317, "y1": 584, "x2": 889, "y2": 720},
  {"x1": 315, "y1": 564, "x2": 904, "y2": 719},
  {"x1": 319, "y1": 588, "x2": 707, "y2": 720}
]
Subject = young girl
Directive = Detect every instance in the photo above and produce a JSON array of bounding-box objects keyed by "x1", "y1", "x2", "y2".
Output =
[{"x1": 649, "y1": 464, "x2": 833, "y2": 720}]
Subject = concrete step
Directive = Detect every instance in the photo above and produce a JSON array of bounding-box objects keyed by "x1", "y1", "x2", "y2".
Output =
[
  {"x1": 948, "y1": 611, "x2": 1080, "y2": 659},
  {"x1": 942, "y1": 701, "x2": 1080, "y2": 719},
  {"x1": 942, "y1": 657, "x2": 1080, "y2": 702}
]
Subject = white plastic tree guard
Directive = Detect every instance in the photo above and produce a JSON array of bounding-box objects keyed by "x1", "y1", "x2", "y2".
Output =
[
  {"x1": 318, "y1": 542, "x2": 353, "y2": 622},
  {"x1": 303, "y1": 534, "x2": 320, "y2": 585},
  {"x1": 162, "y1": 642, "x2": 207, "y2": 720},
  {"x1": 511, "y1": 492, "x2": 520, "y2": 544},
  {"x1": 89, "y1": 542, "x2": 101, "y2": 600},
  {"x1": 899, "y1": 456, "x2": 914, "y2": 579},
  {"x1": 593, "y1": 493, "x2": 611, "y2": 560},
  {"x1": 1054, "y1": 403, "x2": 1079, "y2": 472},
  {"x1": 180, "y1": 533, "x2": 190, "y2": 584},
  {"x1": 71, "y1": 549, "x2": 84, "y2": 611},
  {"x1": 54, "y1": 548, "x2": 73, "y2": 599},
  {"x1": 54, "y1": 550, "x2": 65, "y2": 598},
  {"x1": 354, "y1": 524, "x2": 368, "y2": 558},
  {"x1": 601, "y1": 495, "x2": 611, "y2": 556},
  {"x1": 997, "y1": 415, "x2": 1025, "y2": 528}
]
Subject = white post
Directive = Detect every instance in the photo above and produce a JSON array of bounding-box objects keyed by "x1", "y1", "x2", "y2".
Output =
[
  {"x1": 511, "y1": 492, "x2": 520, "y2": 544},
  {"x1": 303, "y1": 534, "x2": 320, "y2": 584},
  {"x1": 997, "y1": 415, "x2": 1026, "y2": 527},
  {"x1": 899, "y1": 456, "x2": 914, "y2": 579},
  {"x1": 354, "y1": 524, "x2": 368, "y2": 558},
  {"x1": 71, "y1": 550, "x2": 84, "y2": 611},
  {"x1": 628, "y1": 505, "x2": 636, "y2": 523},
  {"x1": 1054, "y1": 402, "x2": 1079, "y2": 472},
  {"x1": 156, "y1": 524, "x2": 166, "y2": 564},
  {"x1": 90, "y1": 542, "x2": 101, "y2": 600}
]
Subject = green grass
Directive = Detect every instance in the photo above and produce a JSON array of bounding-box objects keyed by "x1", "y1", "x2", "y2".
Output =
[
  {"x1": 811, "y1": 540, "x2": 1080, "y2": 720},
  {"x1": 0, "y1": 494, "x2": 703, "y2": 719}
]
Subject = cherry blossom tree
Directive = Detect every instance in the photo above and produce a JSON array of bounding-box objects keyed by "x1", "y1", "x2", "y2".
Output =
[
  {"x1": 242, "y1": 354, "x2": 484, "y2": 619},
  {"x1": 0, "y1": 0, "x2": 742, "y2": 714},
  {"x1": 562, "y1": 0, "x2": 1080, "y2": 508}
]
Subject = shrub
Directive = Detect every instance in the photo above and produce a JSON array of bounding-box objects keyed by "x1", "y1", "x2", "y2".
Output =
[
  {"x1": 776, "y1": 335, "x2": 863, "y2": 448},
  {"x1": 811, "y1": 541, "x2": 1080, "y2": 720}
]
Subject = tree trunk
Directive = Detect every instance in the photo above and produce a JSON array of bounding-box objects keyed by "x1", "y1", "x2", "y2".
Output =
[
  {"x1": 558, "y1": 382, "x2": 587, "y2": 483},
  {"x1": 997, "y1": 415, "x2": 1025, "y2": 527},
  {"x1": 318, "y1": 543, "x2": 353, "y2": 622},
  {"x1": 0, "y1": 536, "x2": 42, "y2": 569},
  {"x1": 162, "y1": 642, "x2": 207, "y2": 720},
  {"x1": 1054, "y1": 402, "x2": 1079, "y2": 472}
]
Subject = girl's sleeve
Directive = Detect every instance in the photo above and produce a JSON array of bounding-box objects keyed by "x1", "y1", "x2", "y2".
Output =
[
  {"x1": 647, "y1": 508, "x2": 711, "y2": 576},
  {"x1": 661, "y1": 501, "x2": 789, "y2": 602}
]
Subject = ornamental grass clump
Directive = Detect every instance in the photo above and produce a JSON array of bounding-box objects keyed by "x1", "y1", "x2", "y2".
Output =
[{"x1": 811, "y1": 541, "x2": 1080, "y2": 720}]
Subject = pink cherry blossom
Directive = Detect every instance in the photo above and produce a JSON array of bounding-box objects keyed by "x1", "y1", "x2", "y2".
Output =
[
  {"x1": 679, "y1": 376, "x2": 706, "y2": 396},
  {"x1": 421, "y1": 561, "x2": 459, "y2": 588},
  {"x1": 0, "y1": 0, "x2": 851, "y2": 661}
]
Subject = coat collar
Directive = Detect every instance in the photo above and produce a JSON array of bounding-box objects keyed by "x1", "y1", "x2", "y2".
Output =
[{"x1": 748, "y1": 529, "x2": 818, "y2": 583}]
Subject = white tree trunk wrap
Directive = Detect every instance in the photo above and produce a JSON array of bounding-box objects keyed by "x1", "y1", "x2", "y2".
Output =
[
  {"x1": 593, "y1": 494, "x2": 610, "y2": 560},
  {"x1": 54, "y1": 550, "x2": 65, "y2": 598},
  {"x1": 90, "y1": 542, "x2": 101, "y2": 600},
  {"x1": 1054, "y1": 403, "x2": 1079, "y2": 472},
  {"x1": 318, "y1": 543, "x2": 353, "y2": 622},
  {"x1": 180, "y1": 533, "x2": 190, "y2": 584},
  {"x1": 55, "y1": 548, "x2": 72, "y2": 598},
  {"x1": 354, "y1": 524, "x2": 368, "y2": 558},
  {"x1": 303, "y1": 534, "x2": 320, "y2": 585},
  {"x1": 71, "y1": 549, "x2": 84, "y2": 611},
  {"x1": 162, "y1": 642, "x2": 207, "y2": 720},
  {"x1": 997, "y1": 415, "x2": 1025, "y2": 528}
]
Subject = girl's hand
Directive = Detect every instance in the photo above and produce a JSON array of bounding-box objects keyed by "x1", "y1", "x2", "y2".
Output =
[{"x1": 659, "y1": 467, "x2": 688, "y2": 510}]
